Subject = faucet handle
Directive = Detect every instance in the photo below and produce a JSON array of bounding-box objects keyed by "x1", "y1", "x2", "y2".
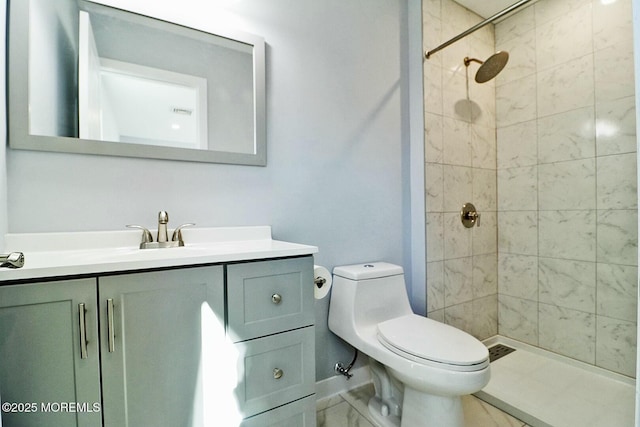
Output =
[
  {"x1": 0, "y1": 252, "x2": 25, "y2": 269},
  {"x1": 126, "y1": 225, "x2": 154, "y2": 244},
  {"x1": 171, "y1": 223, "x2": 195, "y2": 246}
]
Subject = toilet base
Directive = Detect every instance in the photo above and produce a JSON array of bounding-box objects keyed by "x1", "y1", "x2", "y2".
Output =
[
  {"x1": 367, "y1": 387, "x2": 465, "y2": 427},
  {"x1": 367, "y1": 396, "x2": 401, "y2": 427},
  {"x1": 400, "y1": 387, "x2": 464, "y2": 427}
]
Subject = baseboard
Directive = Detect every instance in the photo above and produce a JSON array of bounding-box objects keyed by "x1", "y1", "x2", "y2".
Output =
[{"x1": 315, "y1": 366, "x2": 371, "y2": 401}]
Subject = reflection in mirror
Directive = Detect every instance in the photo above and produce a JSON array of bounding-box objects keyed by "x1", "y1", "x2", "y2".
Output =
[
  {"x1": 91, "y1": 61, "x2": 207, "y2": 149},
  {"x1": 9, "y1": 0, "x2": 266, "y2": 165}
]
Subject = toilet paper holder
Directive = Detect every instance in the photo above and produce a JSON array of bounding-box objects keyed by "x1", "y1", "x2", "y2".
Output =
[
  {"x1": 314, "y1": 276, "x2": 327, "y2": 287},
  {"x1": 313, "y1": 265, "x2": 333, "y2": 299}
]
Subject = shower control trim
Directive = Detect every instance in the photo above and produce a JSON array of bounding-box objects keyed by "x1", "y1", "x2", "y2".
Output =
[{"x1": 461, "y1": 203, "x2": 480, "y2": 228}]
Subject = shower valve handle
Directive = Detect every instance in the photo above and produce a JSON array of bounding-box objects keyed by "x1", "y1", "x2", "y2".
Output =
[{"x1": 461, "y1": 203, "x2": 480, "y2": 228}]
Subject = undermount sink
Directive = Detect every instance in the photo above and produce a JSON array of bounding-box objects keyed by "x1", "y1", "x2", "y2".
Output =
[
  {"x1": 30, "y1": 245, "x2": 210, "y2": 264},
  {"x1": 1, "y1": 226, "x2": 318, "y2": 280}
]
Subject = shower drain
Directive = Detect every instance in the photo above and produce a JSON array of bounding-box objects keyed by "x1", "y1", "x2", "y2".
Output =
[{"x1": 488, "y1": 344, "x2": 516, "y2": 362}]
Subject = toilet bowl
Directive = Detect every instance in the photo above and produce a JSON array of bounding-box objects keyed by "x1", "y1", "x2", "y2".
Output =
[{"x1": 328, "y1": 262, "x2": 490, "y2": 427}]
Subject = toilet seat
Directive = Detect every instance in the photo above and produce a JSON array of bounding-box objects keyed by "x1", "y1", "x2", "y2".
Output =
[{"x1": 377, "y1": 314, "x2": 489, "y2": 372}]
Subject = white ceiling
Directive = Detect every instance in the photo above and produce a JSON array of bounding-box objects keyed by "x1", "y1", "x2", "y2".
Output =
[{"x1": 454, "y1": 0, "x2": 520, "y2": 19}]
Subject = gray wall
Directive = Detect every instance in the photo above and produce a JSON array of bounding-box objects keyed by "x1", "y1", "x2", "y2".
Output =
[
  {"x1": 0, "y1": 1, "x2": 6, "y2": 250},
  {"x1": 3, "y1": 0, "x2": 416, "y2": 380}
]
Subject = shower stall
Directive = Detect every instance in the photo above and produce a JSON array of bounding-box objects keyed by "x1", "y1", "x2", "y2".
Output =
[{"x1": 423, "y1": 0, "x2": 637, "y2": 424}]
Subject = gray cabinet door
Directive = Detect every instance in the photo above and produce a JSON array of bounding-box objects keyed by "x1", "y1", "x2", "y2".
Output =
[
  {"x1": 98, "y1": 266, "x2": 225, "y2": 427},
  {"x1": 0, "y1": 279, "x2": 102, "y2": 427}
]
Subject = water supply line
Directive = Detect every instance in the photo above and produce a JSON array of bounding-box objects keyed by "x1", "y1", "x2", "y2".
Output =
[{"x1": 335, "y1": 349, "x2": 359, "y2": 379}]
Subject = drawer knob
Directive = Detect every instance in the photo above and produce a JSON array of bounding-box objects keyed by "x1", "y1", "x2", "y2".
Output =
[
  {"x1": 273, "y1": 368, "x2": 284, "y2": 379},
  {"x1": 271, "y1": 293, "x2": 282, "y2": 304}
]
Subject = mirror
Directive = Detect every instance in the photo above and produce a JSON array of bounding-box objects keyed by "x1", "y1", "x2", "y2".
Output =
[{"x1": 7, "y1": 0, "x2": 266, "y2": 165}]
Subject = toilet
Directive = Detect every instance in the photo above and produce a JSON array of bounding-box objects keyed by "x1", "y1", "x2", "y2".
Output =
[{"x1": 328, "y1": 262, "x2": 490, "y2": 427}]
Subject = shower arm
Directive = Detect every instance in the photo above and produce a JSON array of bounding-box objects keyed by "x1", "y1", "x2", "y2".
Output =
[
  {"x1": 425, "y1": 0, "x2": 534, "y2": 59},
  {"x1": 464, "y1": 57, "x2": 483, "y2": 67}
]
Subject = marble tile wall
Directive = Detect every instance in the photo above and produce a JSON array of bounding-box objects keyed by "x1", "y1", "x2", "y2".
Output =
[
  {"x1": 423, "y1": 0, "x2": 637, "y2": 378},
  {"x1": 423, "y1": 0, "x2": 498, "y2": 341},
  {"x1": 495, "y1": 0, "x2": 638, "y2": 377}
]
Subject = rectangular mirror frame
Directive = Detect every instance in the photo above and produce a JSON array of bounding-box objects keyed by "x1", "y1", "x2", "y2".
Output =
[{"x1": 7, "y1": 0, "x2": 267, "y2": 166}]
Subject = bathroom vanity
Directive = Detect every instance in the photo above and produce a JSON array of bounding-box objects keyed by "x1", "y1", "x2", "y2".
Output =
[{"x1": 0, "y1": 227, "x2": 317, "y2": 427}]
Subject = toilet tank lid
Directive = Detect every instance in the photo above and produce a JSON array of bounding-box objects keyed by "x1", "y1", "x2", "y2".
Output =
[{"x1": 333, "y1": 262, "x2": 404, "y2": 280}]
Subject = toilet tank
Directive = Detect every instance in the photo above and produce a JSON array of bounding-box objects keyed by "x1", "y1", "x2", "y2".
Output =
[{"x1": 329, "y1": 262, "x2": 414, "y2": 341}]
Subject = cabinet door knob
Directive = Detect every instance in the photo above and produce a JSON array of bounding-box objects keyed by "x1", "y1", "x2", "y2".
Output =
[
  {"x1": 273, "y1": 368, "x2": 283, "y2": 379},
  {"x1": 271, "y1": 293, "x2": 282, "y2": 304}
]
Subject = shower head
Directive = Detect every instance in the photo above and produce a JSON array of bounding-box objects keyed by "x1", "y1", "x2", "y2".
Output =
[{"x1": 464, "y1": 51, "x2": 509, "y2": 83}]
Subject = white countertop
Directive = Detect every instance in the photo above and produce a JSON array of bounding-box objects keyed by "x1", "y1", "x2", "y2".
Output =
[{"x1": 0, "y1": 226, "x2": 318, "y2": 282}]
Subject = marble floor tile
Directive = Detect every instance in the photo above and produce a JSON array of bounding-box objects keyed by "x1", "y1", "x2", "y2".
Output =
[
  {"x1": 317, "y1": 383, "x2": 527, "y2": 427},
  {"x1": 316, "y1": 400, "x2": 375, "y2": 427},
  {"x1": 462, "y1": 395, "x2": 527, "y2": 427}
]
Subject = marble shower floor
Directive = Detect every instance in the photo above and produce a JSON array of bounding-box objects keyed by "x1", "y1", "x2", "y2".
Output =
[{"x1": 477, "y1": 337, "x2": 636, "y2": 427}]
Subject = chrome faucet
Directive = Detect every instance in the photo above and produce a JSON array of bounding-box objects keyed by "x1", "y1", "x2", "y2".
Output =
[
  {"x1": 127, "y1": 211, "x2": 194, "y2": 249},
  {"x1": 157, "y1": 211, "x2": 169, "y2": 243}
]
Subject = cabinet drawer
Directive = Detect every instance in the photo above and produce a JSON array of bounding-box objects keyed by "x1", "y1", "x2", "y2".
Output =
[
  {"x1": 240, "y1": 395, "x2": 316, "y2": 427},
  {"x1": 227, "y1": 257, "x2": 314, "y2": 341},
  {"x1": 234, "y1": 326, "x2": 315, "y2": 418}
]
